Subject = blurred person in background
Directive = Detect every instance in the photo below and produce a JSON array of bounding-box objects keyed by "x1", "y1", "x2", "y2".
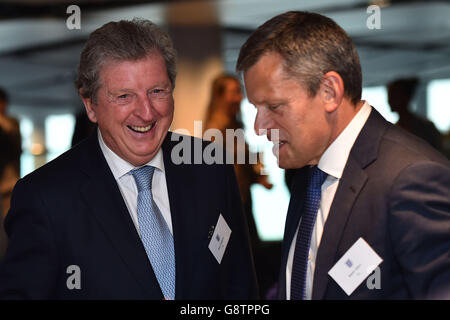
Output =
[
  {"x1": 204, "y1": 74, "x2": 272, "y2": 245},
  {"x1": 387, "y1": 78, "x2": 443, "y2": 153},
  {"x1": 204, "y1": 74, "x2": 277, "y2": 298},
  {"x1": 0, "y1": 88, "x2": 21, "y2": 219},
  {"x1": 0, "y1": 127, "x2": 12, "y2": 259}
]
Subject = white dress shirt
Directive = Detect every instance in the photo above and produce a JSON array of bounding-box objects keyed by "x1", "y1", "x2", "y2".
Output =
[
  {"x1": 97, "y1": 129, "x2": 173, "y2": 235},
  {"x1": 286, "y1": 101, "x2": 372, "y2": 299}
]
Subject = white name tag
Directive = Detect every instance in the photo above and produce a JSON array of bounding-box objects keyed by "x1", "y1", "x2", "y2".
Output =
[
  {"x1": 328, "y1": 238, "x2": 383, "y2": 296},
  {"x1": 208, "y1": 214, "x2": 232, "y2": 264}
]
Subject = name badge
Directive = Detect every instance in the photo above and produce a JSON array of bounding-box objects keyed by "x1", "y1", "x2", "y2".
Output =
[
  {"x1": 208, "y1": 214, "x2": 232, "y2": 264},
  {"x1": 328, "y1": 237, "x2": 383, "y2": 296}
]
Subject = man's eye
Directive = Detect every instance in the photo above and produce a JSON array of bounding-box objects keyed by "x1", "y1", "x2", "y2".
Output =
[
  {"x1": 118, "y1": 94, "x2": 129, "y2": 99},
  {"x1": 149, "y1": 88, "x2": 171, "y2": 100},
  {"x1": 268, "y1": 105, "x2": 279, "y2": 110}
]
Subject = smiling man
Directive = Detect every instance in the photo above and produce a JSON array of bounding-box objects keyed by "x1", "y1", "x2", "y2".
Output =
[
  {"x1": 237, "y1": 11, "x2": 450, "y2": 299},
  {"x1": 0, "y1": 19, "x2": 258, "y2": 300}
]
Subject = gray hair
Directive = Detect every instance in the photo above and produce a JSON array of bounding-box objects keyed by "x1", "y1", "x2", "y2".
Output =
[{"x1": 75, "y1": 18, "x2": 177, "y2": 103}]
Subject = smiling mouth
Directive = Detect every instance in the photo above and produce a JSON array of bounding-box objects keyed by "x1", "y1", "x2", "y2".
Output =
[{"x1": 128, "y1": 122, "x2": 156, "y2": 133}]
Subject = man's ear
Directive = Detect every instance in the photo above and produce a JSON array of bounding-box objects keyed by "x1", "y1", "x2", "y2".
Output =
[
  {"x1": 319, "y1": 71, "x2": 344, "y2": 113},
  {"x1": 80, "y1": 93, "x2": 98, "y2": 123}
]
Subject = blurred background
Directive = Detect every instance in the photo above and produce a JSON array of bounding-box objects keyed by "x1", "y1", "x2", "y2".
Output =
[{"x1": 1, "y1": 0, "x2": 449, "y2": 297}]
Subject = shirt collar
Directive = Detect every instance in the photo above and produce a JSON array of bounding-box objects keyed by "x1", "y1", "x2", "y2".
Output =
[
  {"x1": 97, "y1": 128, "x2": 165, "y2": 181},
  {"x1": 318, "y1": 101, "x2": 372, "y2": 179}
]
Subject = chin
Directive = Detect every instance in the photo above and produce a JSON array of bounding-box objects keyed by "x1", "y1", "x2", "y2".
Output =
[
  {"x1": 277, "y1": 159, "x2": 291, "y2": 169},
  {"x1": 128, "y1": 154, "x2": 157, "y2": 167},
  {"x1": 279, "y1": 158, "x2": 308, "y2": 169},
  {"x1": 124, "y1": 145, "x2": 160, "y2": 165},
  {"x1": 279, "y1": 163, "x2": 296, "y2": 169}
]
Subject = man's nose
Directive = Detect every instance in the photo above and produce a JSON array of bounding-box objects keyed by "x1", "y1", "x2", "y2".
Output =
[
  {"x1": 135, "y1": 95, "x2": 155, "y2": 120},
  {"x1": 254, "y1": 108, "x2": 271, "y2": 136}
]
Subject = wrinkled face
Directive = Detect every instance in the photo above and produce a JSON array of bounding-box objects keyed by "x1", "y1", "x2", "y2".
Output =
[
  {"x1": 82, "y1": 53, "x2": 174, "y2": 166},
  {"x1": 244, "y1": 52, "x2": 331, "y2": 169}
]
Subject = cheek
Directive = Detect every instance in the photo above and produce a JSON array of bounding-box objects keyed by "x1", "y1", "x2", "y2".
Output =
[
  {"x1": 285, "y1": 117, "x2": 316, "y2": 149},
  {"x1": 156, "y1": 100, "x2": 174, "y2": 120},
  {"x1": 104, "y1": 104, "x2": 133, "y2": 123},
  {"x1": 96, "y1": 110, "x2": 128, "y2": 136}
]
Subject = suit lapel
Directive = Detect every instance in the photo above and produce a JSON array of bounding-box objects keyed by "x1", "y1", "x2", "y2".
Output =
[
  {"x1": 162, "y1": 132, "x2": 205, "y2": 300},
  {"x1": 312, "y1": 108, "x2": 387, "y2": 299},
  {"x1": 79, "y1": 133, "x2": 163, "y2": 298},
  {"x1": 312, "y1": 157, "x2": 367, "y2": 299}
]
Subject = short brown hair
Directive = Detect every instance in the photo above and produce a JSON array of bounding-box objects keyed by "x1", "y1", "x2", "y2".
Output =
[
  {"x1": 236, "y1": 11, "x2": 362, "y2": 105},
  {"x1": 75, "y1": 18, "x2": 177, "y2": 103}
]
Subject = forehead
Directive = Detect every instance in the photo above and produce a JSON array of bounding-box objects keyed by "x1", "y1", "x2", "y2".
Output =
[
  {"x1": 99, "y1": 53, "x2": 169, "y2": 88},
  {"x1": 243, "y1": 52, "x2": 302, "y2": 104}
]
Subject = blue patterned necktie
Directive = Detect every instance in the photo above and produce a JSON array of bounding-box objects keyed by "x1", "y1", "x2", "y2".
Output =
[
  {"x1": 130, "y1": 166, "x2": 175, "y2": 300},
  {"x1": 290, "y1": 165, "x2": 327, "y2": 300}
]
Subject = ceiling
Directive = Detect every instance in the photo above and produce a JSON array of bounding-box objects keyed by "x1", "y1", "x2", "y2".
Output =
[{"x1": 1, "y1": 0, "x2": 450, "y2": 115}]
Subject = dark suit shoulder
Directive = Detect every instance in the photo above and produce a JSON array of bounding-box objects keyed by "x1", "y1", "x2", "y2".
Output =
[
  {"x1": 379, "y1": 123, "x2": 448, "y2": 167},
  {"x1": 16, "y1": 136, "x2": 93, "y2": 201}
]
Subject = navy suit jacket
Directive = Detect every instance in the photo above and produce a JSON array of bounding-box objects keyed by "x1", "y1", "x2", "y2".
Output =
[
  {"x1": 0, "y1": 210, "x2": 6, "y2": 259},
  {"x1": 279, "y1": 109, "x2": 450, "y2": 299},
  {"x1": 0, "y1": 131, "x2": 258, "y2": 299}
]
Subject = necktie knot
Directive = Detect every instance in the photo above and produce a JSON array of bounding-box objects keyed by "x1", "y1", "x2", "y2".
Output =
[
  {"x1": 308, "y1": 166, "x2": 328, "y2": 190},
  {"x1": 130, "y1": 166, "x2": 155, "y2": 192}
]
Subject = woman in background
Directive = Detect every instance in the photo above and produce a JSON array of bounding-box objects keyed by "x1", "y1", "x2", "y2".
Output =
[{"x1": 204, "y1": 74, "x2": 278, "y2": 298}]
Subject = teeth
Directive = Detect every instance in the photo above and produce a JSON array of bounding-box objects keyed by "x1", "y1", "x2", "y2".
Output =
[{"x1": 130, "y1": 123, "x2": 154, "y2": 132}]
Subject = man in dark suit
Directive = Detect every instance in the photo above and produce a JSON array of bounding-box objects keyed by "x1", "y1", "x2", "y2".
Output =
[
  {"x1": 0, "y1": 19, "x2": 258, "y2": 299},
  {"x1": 236, "y1": 11, "x2": 450, "y2": 299}
]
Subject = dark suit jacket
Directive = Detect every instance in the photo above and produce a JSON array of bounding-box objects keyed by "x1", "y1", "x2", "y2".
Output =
[
  {"x1": 0, "y1": 209, "x2": 6, "y2": 259},
  {"x1": 279, "y1": 108, "x2": 450, "y2": 299},
  {"x1": 0, "y1": 131, "x2": 258, "y2": 299}
]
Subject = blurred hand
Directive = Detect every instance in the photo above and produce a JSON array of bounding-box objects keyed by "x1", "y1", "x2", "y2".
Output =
[{"x1": 257, "y1": 175, "x2": 273, "y2": 190}]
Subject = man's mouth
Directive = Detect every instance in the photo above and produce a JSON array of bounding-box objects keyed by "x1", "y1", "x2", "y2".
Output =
[
  {"x1": 272, "y1": 140, "x2": 286, "y2": 159},
  {"x1": 128, "y1": 122, "x2": 156, "y2": 133}
]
